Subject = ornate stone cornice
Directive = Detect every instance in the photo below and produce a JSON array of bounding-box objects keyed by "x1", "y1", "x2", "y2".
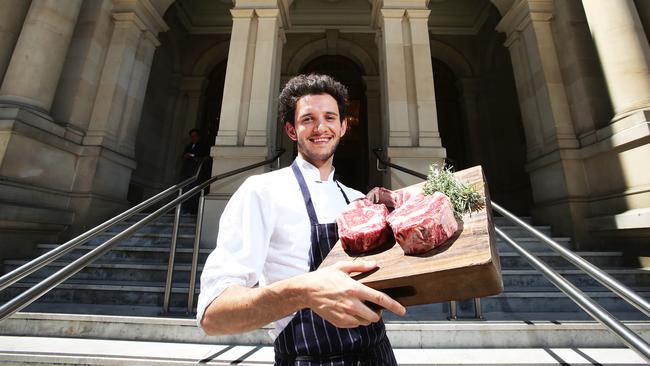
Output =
[
  {"x1": 112, "y1": 0, "x2": 170, "y2": 34},
  {"x1": 496, "y1": 0, "x2": 554, "y2": 35}
]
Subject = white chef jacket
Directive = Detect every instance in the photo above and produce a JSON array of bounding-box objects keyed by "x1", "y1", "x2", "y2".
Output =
[{"x1": 197, "y1": 156, "x2": 365, "y2": 339}]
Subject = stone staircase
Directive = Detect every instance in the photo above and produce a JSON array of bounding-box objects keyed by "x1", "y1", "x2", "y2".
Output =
[{"x1": 1, "y1": 214, "x2": 649, "y2": 364}]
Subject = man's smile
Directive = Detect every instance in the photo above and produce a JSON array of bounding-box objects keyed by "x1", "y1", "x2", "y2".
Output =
[{"x1": 308, "y1": 135, "x2": 333, "y2": 144}]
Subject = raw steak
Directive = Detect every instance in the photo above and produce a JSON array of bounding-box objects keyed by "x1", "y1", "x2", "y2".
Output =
[
  {"x1": 386, "y1": 192, "x2": 458, "y2": 255},
  {"x1": 366, "y1": 187, "x2": 403, "y2": 208},
  {"x1": 337, "y1": 199, "x2": 391, "y2": 253}
]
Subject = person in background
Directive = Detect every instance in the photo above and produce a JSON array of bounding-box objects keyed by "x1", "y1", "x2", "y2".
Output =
[{"x1": 181, "y1": 128, "x2": 210, "y2": 214}]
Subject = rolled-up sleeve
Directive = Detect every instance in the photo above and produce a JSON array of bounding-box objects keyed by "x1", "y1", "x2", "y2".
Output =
[{"x1": 196, "y1": 176, "x2": 274, "y2": 330}]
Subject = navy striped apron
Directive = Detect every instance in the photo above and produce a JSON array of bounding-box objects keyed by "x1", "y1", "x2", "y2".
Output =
[{"x1": 273, "y1": 161, "x2": 398, "y2": 366}]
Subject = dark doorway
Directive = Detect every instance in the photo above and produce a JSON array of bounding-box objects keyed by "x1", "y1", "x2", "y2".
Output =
[
  {"x1": 300, "y1": 56, "x2": 368, "y2": 192},
  {"x1": 201, "y1": 60, "x2": 227, "y2": 146},
  {"x1": 432, "y1": 58, "x2": 467, "y2": 170}
]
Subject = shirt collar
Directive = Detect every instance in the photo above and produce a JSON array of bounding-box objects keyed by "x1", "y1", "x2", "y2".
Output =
[{"x1": 295, "y1": 155, "x2": 336, "y2": 182}]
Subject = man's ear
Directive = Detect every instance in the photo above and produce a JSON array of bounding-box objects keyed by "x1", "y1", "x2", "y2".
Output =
[
  {"x1": 340, "y1": 118, "x2": 348, "y2": 138},
  {"x1": 285, "y1": 122, "x2": 297, "y2": 141}
]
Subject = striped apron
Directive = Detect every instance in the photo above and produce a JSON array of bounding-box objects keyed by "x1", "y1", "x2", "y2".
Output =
[{"x1": 273, "y1": 161, "x2": 398, "y2": 366}]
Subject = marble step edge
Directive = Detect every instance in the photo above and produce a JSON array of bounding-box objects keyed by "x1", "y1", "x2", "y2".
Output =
[
  {"x1": 4, "y1": 261, "x2": 642, "y2": 275},
  {"x1": 60, "y1": 232, "x2": 572, "y2": 241},
  {"x1": 5, "y1": 280, "x2": 650, "y2": 297},
  {"x1": 5, "y1": 311, "x2": 649, "y2": 331},
  {"x1": 34, "y1": 244, "x2": 615, "y2": 258},
  {"x1": 36, "y1": 244, "x2": 212, "y2": 254}
]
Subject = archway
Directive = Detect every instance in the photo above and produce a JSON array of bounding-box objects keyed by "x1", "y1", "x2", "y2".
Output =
[
  {"x1": 433, "y1": 58, "x2": 466, "y2": 170},
  {"x1": 300, "y1": 55, "x2": 369, "y2": 192}
]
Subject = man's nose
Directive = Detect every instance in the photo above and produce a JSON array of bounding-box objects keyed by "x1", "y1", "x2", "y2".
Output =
[{"x1": 313, "y1": 118, "x2": 325, "y2": 132}]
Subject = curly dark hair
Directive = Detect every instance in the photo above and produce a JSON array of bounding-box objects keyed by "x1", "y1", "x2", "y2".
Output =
[{"x1": 278, "y1": 73, "x2": 349, "y2": 125}]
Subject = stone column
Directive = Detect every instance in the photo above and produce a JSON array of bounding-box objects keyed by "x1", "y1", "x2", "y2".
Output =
[
  {"x1": 84, "y1": 12, "x2": 144, "y2": 149},
  {"x1": 215, "y1": 8, "x2": 255, "y2": 146},
  {"x1": 0, "y1": 0, "x2": 82, "y2": 113},
  {"x1": 245, "y1": 9, "x2": 283, "y2": 146},
  {"x1": 211, "y1": 2, "x2": 287, "y2": 195},
  {"x1": 496, "y1": 0, "x2": 578, "y2": 158},
  {"x1": 377, "y1": 2, "x2": 446, "y2": 189},
  {"x1": 117, "y1": 31, "x2": 160, "y2": 157},
  {"x1": 582, "y1": 0, "x2": 650, "y2": 120},
  {"x1": 407, "y1": 9, "x2": 441, "y2": 147},
  {"x1": 380, "y1": 8, "x2": 412, "y2": 147},
  {"x1": 0, "y1": 0, "x2": 31, "y2": 83}
]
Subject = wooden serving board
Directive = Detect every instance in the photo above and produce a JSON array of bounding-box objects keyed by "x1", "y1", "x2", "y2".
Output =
[{"x1": 319, "y1": 165, "x2": 503, "y2": 307}]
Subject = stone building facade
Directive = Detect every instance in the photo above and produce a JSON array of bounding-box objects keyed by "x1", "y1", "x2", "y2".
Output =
[{"x1": 0, "y1": 0, "x2": 649, "y2": 262}]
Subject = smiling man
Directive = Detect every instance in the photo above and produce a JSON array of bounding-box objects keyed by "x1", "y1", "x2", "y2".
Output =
[{"x1": 197, "y1": 74, "x2": 406, "y2": 365}]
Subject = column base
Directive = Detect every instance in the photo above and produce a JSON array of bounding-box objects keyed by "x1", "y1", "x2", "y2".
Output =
[
  {"x1": 0, "y1": 107, "x2": 133, "y2": 258},
  {"x1": 385, "y1": 146, "x2": 446, "y2": 189},
  {"x1": 526, "y1": 109, "x2": 650, "y2": 250}
]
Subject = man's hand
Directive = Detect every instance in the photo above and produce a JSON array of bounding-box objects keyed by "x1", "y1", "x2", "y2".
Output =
[{"x1": 300, "y1": 260, "x2": 406, "y2": 328}]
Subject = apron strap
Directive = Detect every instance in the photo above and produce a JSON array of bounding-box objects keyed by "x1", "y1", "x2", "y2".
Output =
[
  {"x1": 335, "y1": 181, "x2": 350, "y2": 205},
  {"x1": 291, "y1": 161, "x2": 319, "y2": 225}
]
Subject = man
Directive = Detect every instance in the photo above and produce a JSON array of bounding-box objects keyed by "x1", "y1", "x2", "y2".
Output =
[
  {"x1": 180, "y1": 128, "x2": 210, "y2": 214},
  {"x1": 197, "y1": 74, "x2": 406, "y2": 365}
]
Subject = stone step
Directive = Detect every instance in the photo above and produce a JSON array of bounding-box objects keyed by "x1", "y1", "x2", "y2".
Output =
[
  {"x1": 35, "y1": 244, "x2": 211, "y2": 265},
  {"x1": 0, "y1": 280, "x2": 198, "y2": 308},
  {"x1": 496, "y1": 237, "x2": 572, "y2": 252},
  {"x1": 7, "y1": 257, "x2": 645, "y2": 289},
  {"x1": 108, "y1": 221, "x2": 197, "y2": 235},
  {"x1": 494, "y1": 225, "x2": 553, "y2": 236},
  {"x1": 493, "y1": 216, "x2": 533, "y2": 226},
  {"x1": 2, "y1": 312, "x2": 649, "y2": 349},
  {"x1": 498, "y1": 251, "x2": 624, "y2": 269},
  {"x1": 128, "y1": 213, "x2": 197, "y2": 225},
  {"x1": 0, "y1": 335, "x2": 645, "y2": 365},
  {"x1": 382, "y1": 291, "x2": 650, "y2": 318},
  {"x1": 34, "y1": 245, "x2": 622, "y2": 269},
  {"x1": 4, "y1": 277, "x2": 649, "y2": 317}
]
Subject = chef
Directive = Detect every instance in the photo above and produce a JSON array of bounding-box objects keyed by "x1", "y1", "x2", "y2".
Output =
[{"x1": 197, "y1": 73, "x2": 406, "y2": 365}]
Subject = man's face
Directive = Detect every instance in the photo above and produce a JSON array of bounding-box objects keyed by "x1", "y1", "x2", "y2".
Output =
[
  {"x1": 285, "y1": 93, "x2": 347, "y2": 165},
  {"x1": 190, "y1": 132, "x2": 200, "y2": 144}
]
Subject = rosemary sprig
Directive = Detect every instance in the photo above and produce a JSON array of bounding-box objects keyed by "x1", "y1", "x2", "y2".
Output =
[{"x1": 422, "y1": 164, "x2": 484, "y2": 217}]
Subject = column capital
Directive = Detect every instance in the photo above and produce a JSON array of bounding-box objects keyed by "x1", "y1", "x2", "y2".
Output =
[
  {"x1": 255, "y1": 8, "x2": 280, "y2": 18},
  {"x1": 382, "y1": 0, "x2": 430, "y2": 9},
  {"x1": 381, "y1": 9, "x2": 406, "y2": 19},
  {"x1": 496, "y1": 0, "x2": 554, "y2": 35},
  {"x1": 230, "y1": 8, "x2": 255, "y2": 19},
  {"x1": 112, "y1": 0, "x2": 169, "y2": 34},
  {"x1": 405, "y1": 9, "x2": 431, "y2": 20}
]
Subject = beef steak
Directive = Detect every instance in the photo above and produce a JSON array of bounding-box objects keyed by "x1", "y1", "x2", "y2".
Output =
[
  {"x1": 387, "y1": 192, "x2": 458, "y2": 255},
  {"x1": 337, "y1": 198, "x2": 391, "y2": 253}
]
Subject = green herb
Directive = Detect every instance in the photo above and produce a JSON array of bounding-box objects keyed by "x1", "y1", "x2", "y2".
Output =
[{"x1": 423, "y1": 164, "x2": 484, "y2": 217}]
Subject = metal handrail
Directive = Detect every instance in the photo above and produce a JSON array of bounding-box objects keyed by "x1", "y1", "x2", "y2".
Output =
[
  {"x1": 0, "y1": 149, "x2": 284, "y2": 321},
  {"x1": 372, "y1": 147, "x2": 650, "y2": 361},
  {"x1": 497, "y1": 228, "x2": 650, "y2": 362},
  {"x1": 491, "y1": 201, "x2": 650, "y2": 317},
  {"x1": 0, "y1": 157, "x2": 212, "y2": 292}
]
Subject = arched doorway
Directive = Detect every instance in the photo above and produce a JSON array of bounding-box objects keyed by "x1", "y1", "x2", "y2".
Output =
[
  {"x1": 200, "y1": 60, "x2": 227, "y2": 149},
  {"x1": 300, "y1": 56, "x2": 369, "y2": 192},
  {"x1": 433, "y1": 58, "x2": 467, "y2": 170}
]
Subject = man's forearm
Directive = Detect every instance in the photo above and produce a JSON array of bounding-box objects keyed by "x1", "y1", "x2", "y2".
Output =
[{"x1": 200, "y1": 277, "x2": 307, "y2": 336}]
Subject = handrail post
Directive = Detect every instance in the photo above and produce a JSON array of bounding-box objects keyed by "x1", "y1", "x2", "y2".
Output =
[
  {"x1": 187, "y1": 189, "x2": 205, "y2": 314},
  {"x1": 163, "y1": 188, "x2": 183, "y2": 313},
  {"x1": 473, "y1": 298, "x2": 482, "y2": 319},
  {"x1": 448, "y1": 301, "x2": 458, "y2": 320}
]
